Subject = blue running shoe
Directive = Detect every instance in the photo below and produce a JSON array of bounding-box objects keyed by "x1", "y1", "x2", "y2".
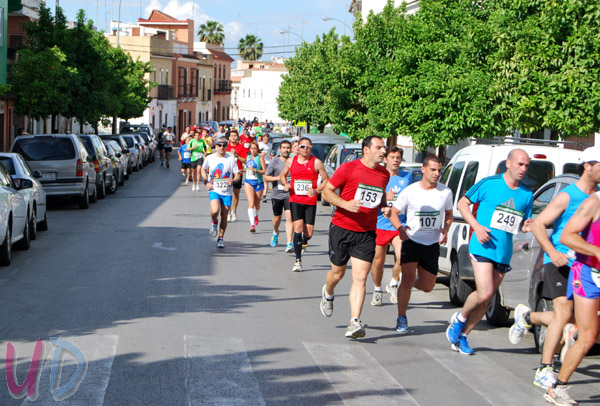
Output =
[
  {"x1": 396, "y1": 315, "x2": 408, "y2": 333},
  {"x1": 285, "y1": 242, "x2": 293, "y2": 253},
  {"x1": 451, "y1": 334, "x2": 474, "y2": 355},
  {"x1": 270, "y1": 233, "x2": 278, "y2": 247},
  {"x1": 446, "y1": 312, "x2": 465, "y2": 344},
  {"x1": 216, "y1": 238, "x2": 224, "y2": 249}
]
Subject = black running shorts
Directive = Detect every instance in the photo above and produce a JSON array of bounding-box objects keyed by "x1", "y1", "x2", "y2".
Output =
[
  {"x1": 401, "y1": 238, "x2": 440, "y2": 275},
  {"x1": 290, "y1": 202, "x2": 316, "y2": 225},
  {"x1": 328, "y1": 223, "x2": 376, "y2": 266}
]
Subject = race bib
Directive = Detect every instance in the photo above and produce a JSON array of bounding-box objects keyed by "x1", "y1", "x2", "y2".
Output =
[
  {"x1": 213, "y1": 178, "x2": 229, "y2": 193},
  {"x1": 183, "y1": 151, "x2": 191, "y2": 159},
  {"x1": 591, "y1": 267, "x2": 600, "y2": 288},
  {"x1": 415, "y1": 211, "x2": 442, "y2": 231},
  {"x1": 294, "y1": 179, "x2": 312, "y2": 196},
  {"x1": 246, "y1": 167, "x2": 258, "y2": 180},
  {"x1": 193, "y1": 151, "x2": 203, "y2": 160},
  {"x1": 244, "y1": 142, "x2": 250, "y2": 149},
  {"x1": 277, "y1": 183, "x2": 285, "y2": 191},
  {"x1": 354, "y1": 184, "x2": 384, "y2": 209},
  {"x1": 490, "y1": 205, "x2": 524, "y2": 235}
]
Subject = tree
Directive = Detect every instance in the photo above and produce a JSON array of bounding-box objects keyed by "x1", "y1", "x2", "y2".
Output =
[
  {"x1": 238, "y1": 35, "x2": 263, "y2": 60},
  {"x1": 198, "y1": 21, "x2": 225, "y2": 45}
]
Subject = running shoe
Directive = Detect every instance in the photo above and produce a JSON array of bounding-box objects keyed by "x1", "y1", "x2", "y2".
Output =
[
  {"x1": 396, "y1": 315, "x2": 408, "y2": 333},
  {"x1": 230, "y1": 212, "x2": 237, "y2": 222},
  {"x1": 446, "y1": 312, "x2": 466, "y2": 344},
  {"x1": 508, "y1": 304, "x2": 532, "y2": 345},
  {"x1": 166, "y1": 163, "x2": 170, "y2": 168},
  {"x1": 270, "y1": 233, "x2": 278, "y2": 247},
  {"x1": 451, "y1": 334, "x2": 474, "y2": 355},
  {"x1": 182, "y1": 172, "x2": 186, "y2": 177},
  {"x1": 216, "y1": 238, "x2": 224, "y2": 249},
  {"x1": 210, "y1": 222, "x2": 218, "y2": 238},
  {"x1": 560, "y1": 323, "x2": 578, "y2": 363},
  {"x1": 185, "y1": 179, "x2": 189, "y2": 184},
  {"x1": 371, "y1": 290, "x2": 383, "y2": 306},
  {"x1": 227, "y1": 212, "x2": 232, "y2": 222},
  {"x1": 254, "y1": 215, "x2": 259, "y2": 226},
  {"x1": 544, "y1": 384, "x2": 577, "y2": 406},
  {"x1": 302, "y1": 243, "x2": 308, "y2": 253},
  {"x1": 285, "y1": 242, "x2": 293, "y2": 253},
  {"x1": 320, "y1": 284, "x2": 333, "y2": 317},
  {"x1": 191, "y1": 184, "x2": 196, "y2": 191},
  {"x1": 386, "y1": 284, "x2": 399, "y2": 304},
  {"x1": 292, "y1": 259, "x2": 302, "y2": 272},
  {"x1": 250, "y1": 225, "x2": 256, "y2": 233},
  {"x1": 345, "y1": 319, "x2": 366, "y2": 339},
  {"x1": 534, "y1": 366, "x2": 557, "y2": 389}
]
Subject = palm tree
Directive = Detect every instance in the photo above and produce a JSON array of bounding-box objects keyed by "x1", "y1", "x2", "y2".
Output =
[
  {"x1": 198, "y1": 20, "x2": 225, "y2": 45},
  {"x1": 238, "y1": 34, "x2": 264, "y2": 61}
]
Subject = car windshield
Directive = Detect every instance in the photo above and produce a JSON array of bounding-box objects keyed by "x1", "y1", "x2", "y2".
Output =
[
  {"x1": 0, "y1": 157, "x2": 16, "y2": 175},
  {"x1": 496, "y1": 160, "x2": 555, "y2": 193},
  {"x1": 310, "y1": 144, "x2": 333, "y2": 161},
  {"x1": 340, "y1": 148, "x2": 360, "y2": 163},
  {"x1": 80, "y1": 137, "x2": 96, "y2": 158},
  {"x1": 13, "y1": 137, "x2": 76, "y2": 161},
  {"x1": 123, "y1": 137, "x2": 135, "y2": 148}
]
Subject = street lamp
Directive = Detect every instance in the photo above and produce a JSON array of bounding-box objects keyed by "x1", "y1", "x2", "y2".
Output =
[
  {"x1": 279, "y1": 29, "x2": 304, "y2": 43},
  {"x1": 322, "y1": 16, "x2": 353, "y2": 36}
]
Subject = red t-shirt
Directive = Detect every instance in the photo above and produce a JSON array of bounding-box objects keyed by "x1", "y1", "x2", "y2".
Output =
[
  {"x1": 289, "y1": 155, "x2": 318, "y2": 205},
  {"x1": 329, "y1": 159, "x2": 390, "y2": 232},
  {"x1": 240, "y1": 134, "x2": 254, "y2": 152},
  {"x1": 226, "y1": 143, "x2": 247, "y2": 170}
]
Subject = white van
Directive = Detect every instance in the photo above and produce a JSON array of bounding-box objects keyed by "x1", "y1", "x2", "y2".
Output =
[{"x1": 437, "y1": 138, "x2": 583, "y2": 324}]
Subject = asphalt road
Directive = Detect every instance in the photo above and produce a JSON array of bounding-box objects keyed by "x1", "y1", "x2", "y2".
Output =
[{"x1": 0, "y1": 155, "x2": 598, "y2": 406}]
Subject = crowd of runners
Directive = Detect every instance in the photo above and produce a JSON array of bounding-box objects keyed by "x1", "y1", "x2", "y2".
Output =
[{"x1": 164, "y1": 120, "x2": 600, "y2": 406}]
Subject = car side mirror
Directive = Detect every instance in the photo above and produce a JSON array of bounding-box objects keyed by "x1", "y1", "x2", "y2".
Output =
[
  {"x1": 33, "y1": 170, "x2": 43, "y2": 179},
  {"x1": 115, "y1": 152, "x2": 122, "y2": 158},
  {"x1": 15, "y1": 178, "x2": 33, "y2": 189}
]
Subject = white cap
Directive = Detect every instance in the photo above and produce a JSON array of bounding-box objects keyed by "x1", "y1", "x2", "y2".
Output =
[{"x1": 579, "y1": 147, "x2": 600, "y2": 164}]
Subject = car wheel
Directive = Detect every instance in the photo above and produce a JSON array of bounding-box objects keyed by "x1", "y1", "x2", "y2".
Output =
[
  {"x1": 534, "y1": 296, "x2": 554, "y2": 353},
  {"x1": 89, "y1": 182, "x2": 98, "y2": 204},
  {"x1": 125, "y1": 165, "x2": 130, "y2": 179},
  {"x1": 486, "y1": 290, "x2": 511, "y2": 327},
  {"x1": 107, "y1": 174, "x2": 118, "y2": 194},
  {"x1": 0, "y1": 223, "x2": 12, "y2": 266},
  {"x1": 78, "y1": 183, "x2": 90, "y2": 209},
  {"x1": 118, "y1": 170, "x2": 125, "y2": 186},
  {"x1": 38, "y1": 210, "x2": 48, "y2": 231},
  {"x1": 29, "y1": 208, "x2": 37, "y2": 241},
  {"x1": 15, "y1": 214, "x2": 30, "y2": 251},
  {"x1": 449, "y1": 258, "x2": 473, "y2": 306},
  {"x1": 97, "y1": 177, "x2": 106, "y2": 199}
]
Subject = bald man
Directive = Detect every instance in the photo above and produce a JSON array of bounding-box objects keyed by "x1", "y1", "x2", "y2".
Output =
[{"x1": 446, "y1": 149, "x2": 534, "y2": 355}]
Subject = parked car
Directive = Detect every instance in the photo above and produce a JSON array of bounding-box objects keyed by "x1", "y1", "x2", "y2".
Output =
[
  {"x1": 11, "y1": 134, "x2": 97, "y2": 209},
  {"x1": 399, "y1": 162, "x2": 423, "y2": 184},
  {"x1": 200, "y1": 121, "x2": 219, "y2": 133},
  {"x1": 136, "y1": 132, "x2": 155, "y2": 162},
  {"x1": 99, "y1": 134, "x2": 133, "y2": 179},
  {"x1": 80, "y1": 134, "x2": 117, "y2": 198},
  {"x1": 437, "y1": 139, "x2": 582, "y2": 325},
  {"x1": 102, "y1": 140, "x2": 127, "y2": 186},
  {"x1": 219, "y1": 120, "x2": 238, "y2": 130},
  {"x1": 120, "y1": 134, "x2": 143, "y2": 172},
  {"x1": 0, "y1": 152, "x2": 48, "y2": 237},
  {"x1": 132, "y1": 134, "x2": 150, "y2": 166},
  {"x1": 323, "y1": 143, "x2": 363, "y2": 179},
  {"x1": 120, "y1": 123, "x2": 154, "y2": 140}
]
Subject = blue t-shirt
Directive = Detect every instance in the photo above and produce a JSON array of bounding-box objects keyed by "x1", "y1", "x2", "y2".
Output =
[
  {"x1": 466, "y1": 174, "x2": 533, "y2": 265},
  {"x1": 377, "y1": 171, "x2": 412, "y2": 231},
  {"x1": 179, "y1": 144, "x2": 191, "y2": 164},
  {"x1": 543, "y1": 183, "x2": 589, "y2": 266}
]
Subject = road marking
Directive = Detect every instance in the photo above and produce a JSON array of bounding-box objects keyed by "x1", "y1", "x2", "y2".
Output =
[
  {"x1": 184, "y1": 335, "x2": 265, "y2": 406},
  {"x1": 424, "y1": 348, "x2": 547, "y2": 406},
  {"x1": 152, "y1": 242, "x2": 176, "y2": 251},
  {"x1": 304, "y1": 342, "x2": 421, "y2": 406},
  {"x1": 23, "y1": 334, "x2": 118, "y2": 405}
]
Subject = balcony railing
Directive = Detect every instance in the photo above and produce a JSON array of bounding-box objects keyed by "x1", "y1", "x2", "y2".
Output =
[
  {"x1": 157, "y1": 85, "x2": 174, "y2": 100},
  {"x1": 214, "y1": 79, "x2": 232, "y2": 94}
]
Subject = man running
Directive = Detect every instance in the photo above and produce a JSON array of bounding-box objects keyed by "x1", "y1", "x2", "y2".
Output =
[
  {"x1": 162, "y1": 126, "x2": 175, "y2": 168},
  {"x1": 264, "y1": 140, "x2": 293, "y2": 251},
  {"x1": 446, "y1": 149, "x2": 533, "y2": 355},
  {"x1": 508, "y1": 147, "x2": 600, "y2": 390},
  {"x1": 188, "y1": 131, "x2": 207, "y2": 191},
  {"x1": 319, "y1": 136, "x2": 390, "y2": 339},
  {"x1": 387, "y1": 155, "x2": 453, "y2": 332},
  {"x1": 225, "y1": 129, "x2": 247, "y2": 222},
  {"x1": 280, "y1": 137, "x2": 329, "y2": 272},
  {"x1": 369, "y1": 147, "x2": 412, "y2": 306},
  {"x1": 201, "y1": 137, "x2": 241, "y2": 248},
  {"x1": 178, "y1": 135, "x2": 192, "y2": 184}
]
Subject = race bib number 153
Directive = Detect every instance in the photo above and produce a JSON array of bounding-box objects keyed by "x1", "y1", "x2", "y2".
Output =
[{"x1": 354, "y1": 184, "x2": 384, "y2": 209}]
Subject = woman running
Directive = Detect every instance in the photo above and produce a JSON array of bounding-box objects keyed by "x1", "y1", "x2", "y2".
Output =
[{"x1": 244, "y1": 141, "x2": 267, "y2": 232}]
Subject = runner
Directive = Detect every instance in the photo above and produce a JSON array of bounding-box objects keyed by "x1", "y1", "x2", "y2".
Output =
[
  {"x1": 369, "y1": 147, "x2": 412, "y2": 306},
  {"x1": 201, "y1": 137, "x2": 241, "y2": 248},
  {"x1": 544, "y1": 184, "x2": 600, "y2": 405},
  {"x1": 157, "y1": 128, "x2": 165, "y2": 164},
  {"x1": 446, "y1": 149, "x2": 533, "y2": 355},
  {"x1": 225, "y1": 129, "x2": 247, "y2": 222},
  {"x1": 508, "y1": 147, "x2": 600, "y2": 390},
  {"x1": 240, "y1": 128, "x2": 254, "y2": 153},
  {"x1": 188, "y1": 131, "x2": 207, "y2": 191},
  {"x1": 180, "y1": 126, "x2": 191, "y2": 145},
  {"x1": 258, "y1": 133, "x2": 271, "y2": 203},
  {"x1": 177, "y1": 135, "x2": 192, "y2": 184},
  {"x1": 318, "y1": 135, "x2": 389, "y2": 338},
  {"x1": 290, "y1": 140, "x2": 299, "y2": 158},
  {"x1": 387, "y1": 155, "x2": 453, "y2": 332},
  {"x1": 264, "y1": 140, "x2": 293, "y2": 250},
  {"x1": 162, "y1": 126, "x2": 175, "y2": 168},
  {"x1": 244, "y1": 141, "x2": 267, "y2": 233},
  {"x1": 279, "y1": 137, "x2": 329, "y2": 272}
]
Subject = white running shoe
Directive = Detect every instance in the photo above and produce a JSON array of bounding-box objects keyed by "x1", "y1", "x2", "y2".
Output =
[
  {"x1": 544, "y1": 384, "x2": 577, "y2": 406},
  {"x1": 210, "y1": 222, "x2": 218, "y2": 238},
  {"x1": 345, "y1": 319, "x2": 366, "y2": 339},
  {"x1": 230, "y1": 212, "x2": 237, "y2": 222},
  {"x1": 508, "y1": 304, "x2": 532, "y2": 345},
  {"x1": 227, "y1": 212, "x2": 232, "y2": 222},
  {"x1": 292, "y1": 260, "x2": 302, "y2": 272},
  {"x1": 386, "y1": 284, "x2": 398, "y2": 304},
  {"x1": 185, "y1": 179, "x2": 189, "y2": 184},
  {"x1": 320, "y1": 284, "x2": 333, "y2": 317},
  {"x1": 371, "y1": 290, "x2": 383, "y2": 306},
  {"x1": 534, "y1": 366, "x2": 556, "y2": 390}
]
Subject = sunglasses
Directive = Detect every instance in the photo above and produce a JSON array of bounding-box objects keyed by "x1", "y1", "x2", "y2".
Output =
[
  {"x1": 216, "y1": 143, "x2": 228, "y2": 147},
  {"x1": 299, "y1": 145, "x2": 312, "y2": 150}
]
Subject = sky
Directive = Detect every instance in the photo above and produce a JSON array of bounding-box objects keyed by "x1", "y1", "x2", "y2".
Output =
[{"x1": 44, "y1": 0, "x2": 356, "y2": 59}]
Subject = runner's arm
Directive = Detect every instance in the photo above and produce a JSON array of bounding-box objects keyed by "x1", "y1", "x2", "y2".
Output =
[
  {"x1": 560, "y1": 195, "x2": 600, "y2": 260},
  {"x1": 531, "y1": 192, "x2": 570, "y2": 266},
  {"x1": 322, "y1": 181, "x2": 361, "y2": 213},
  {"x1": 440, "y1": 209, "x2": 454, "y2": 245},
  {"x1": 257, "y1": 155, "x2": 267, "y2": 175},
  {"x1": 314, "y1": 159, "x2": 329, "y2": 193},
  {"x1": 457, "y1": 195, "x2": 491, "y2": 244},
  {"x1": 279, "y1": 160, "x2": 291, "y2": 191},
  {"x1": 263, "y1": 163, "x2": 279, "y2": 182}
]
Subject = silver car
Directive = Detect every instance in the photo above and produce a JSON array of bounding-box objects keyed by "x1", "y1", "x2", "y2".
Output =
[
  {"x1": 0, "y1": 152, "x2": 48, "y2": 238},
  {"x1": 0, "y1": 164, "x2": 31, "y2": 264},
  {"x1": 102, "y1": 140, "x2": 127, "y2": 186},
  {"x1": 121, "y1": 134, "x2": 143, "y2": 172}
]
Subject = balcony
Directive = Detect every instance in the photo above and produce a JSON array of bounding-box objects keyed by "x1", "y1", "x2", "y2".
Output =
[
  {"x1": 158, "y1": 85, "x2": 174, "y2": 100},
  {"x1": 214, "y1": 79, "x2": 232, "y2": 94}
]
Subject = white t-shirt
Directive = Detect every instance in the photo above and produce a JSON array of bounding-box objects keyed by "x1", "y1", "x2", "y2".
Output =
[
  {"x1": 393, "y1": 182, "x2": 453, "y2": 245},
  {"x1": 202, "y1": 154, "x2": 239, "y2": 196},
  {"x1": 258, "y1": 141, "x2": 271, "y2": 155}
]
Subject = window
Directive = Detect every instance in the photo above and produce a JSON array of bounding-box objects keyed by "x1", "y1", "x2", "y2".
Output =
[
  {"x1": 446, "y1": 161, "x2": 465, "y2": 203},
  {"x1": 13, "y1": 137, "x2": 76, "y2": 161},
  {"x1": 327, "y1": 146, "x2": 338, "y2": 169},
  {"x1": 496, "y1": 160, "x2": 555, "y2": 193},
  {"x1": 532, "y1": 185, "x2": 556, "y2": 219},
  {"x1": 458, "y1": 161, "x2": 479, "y2": 200},
  {"x1": 0, "y1": 157, "x2": 16, "y2": 175},
  {"x1": 0, "y1": 8, "x2": 4, "y2": 47},
  {"x1": 440, "y1": 163, "x2": 453, "y2": 184},
  {"x1": 563, "y1": 163, "x2": 578, "y2": 175}
]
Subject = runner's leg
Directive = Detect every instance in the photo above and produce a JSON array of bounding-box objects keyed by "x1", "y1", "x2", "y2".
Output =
[
  {"x1": 285, "y1": 208, "x2": 293, "y2": 245},
  {"x1": 349, "y1": 257, "x2": 373, "y2": 320},
  {"x1": 390, "y1": 237, "x2": 402, "y2": 283},
  {"x1": 370, "y1": 244, "x2": 387, "y2": 288},
  {"x1": 462, "y1": 261, "x2": 504, "y2": 335},
  {"x1": 539, "y1": 296, "x2": 574, "y2": 364},
  {"x1": 413, "y1": 266, "x2": 437, "y2": 293},
  {"x1": 397, "y1": 262, "x2": 418, "y2": 316},
  {"x1": 325, "y1": 263, "x2": 347, "y2": 297},
  {"x1": 219, "y1": 204, "x2": 229, "y2": 238}
]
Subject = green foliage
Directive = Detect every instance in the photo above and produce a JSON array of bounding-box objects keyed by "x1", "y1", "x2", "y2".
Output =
[
  {"x1": 238, "y1": 35, "x2": 264, "y2": 60},
  {"x1": 198, "y1": 21, "x2": 225, "y2": 45}
]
